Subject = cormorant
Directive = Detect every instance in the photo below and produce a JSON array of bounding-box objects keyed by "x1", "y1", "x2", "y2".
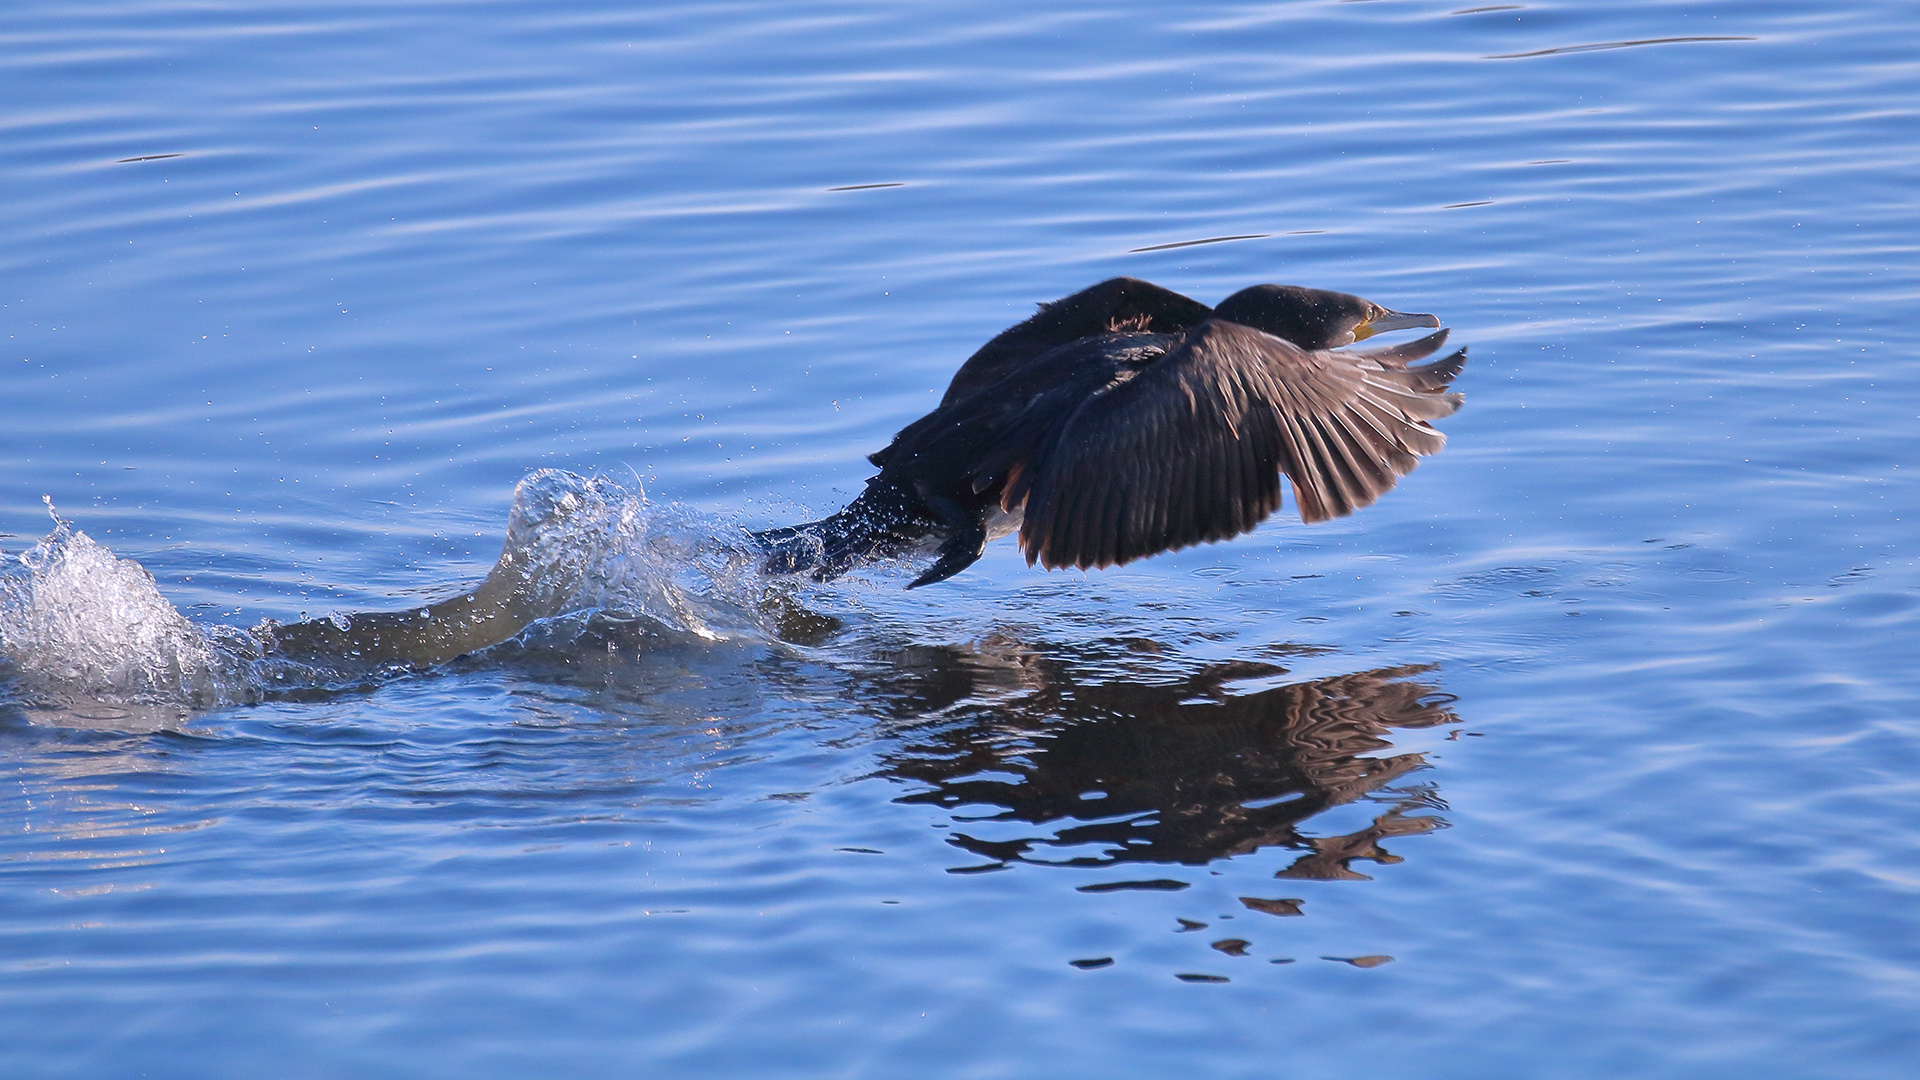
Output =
[
  {"x1": 256, "y1": 278, "x2": 1464, "y2": 671},
  {"x1": 755, "y1": 277, "x2": 1465, "y2": 588}
]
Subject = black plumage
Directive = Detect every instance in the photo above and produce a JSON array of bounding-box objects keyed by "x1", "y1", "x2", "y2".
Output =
[{"x1": 756, "y1": 277, "x2": 1465, "y2": 588}]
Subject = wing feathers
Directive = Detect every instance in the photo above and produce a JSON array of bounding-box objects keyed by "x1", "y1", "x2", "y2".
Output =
[
  {"x1": 1016, "y1": 322, "x2": 1465, "y2": 566},
  {"x1": 1346, "y1": 328, "x2": 1450, "y2": 368}
]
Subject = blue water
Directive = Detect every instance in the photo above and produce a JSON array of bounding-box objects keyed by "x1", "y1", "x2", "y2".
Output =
[{"x1": 4, "y1": 0, "x2": 1918, "y2": 1076}]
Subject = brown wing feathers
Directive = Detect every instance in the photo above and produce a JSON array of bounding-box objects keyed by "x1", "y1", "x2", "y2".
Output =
[
  {"x1": 1013, "y1": 329, "x2": 1271, "y2": 569},
  {"x1": 1269, "y1": 331, "x2": 1463, "y2": 523},
  {"x1": 1015, "y1": 321, "x2": 1464, "y2": 566}
]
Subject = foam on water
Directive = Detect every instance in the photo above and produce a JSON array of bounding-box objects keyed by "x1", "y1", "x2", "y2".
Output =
[
  {"x1": 0, "y1": 471, "x2": 780, "y2": 715},
  {"x1": 493, "y1": 468, "x2": 780, "y2": 640},
  {"x1": 0, "y1": 504, "x2": 265, "y2": 712}
]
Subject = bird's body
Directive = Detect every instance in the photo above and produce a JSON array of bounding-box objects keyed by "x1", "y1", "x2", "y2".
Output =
[{"x1": 757, "y1": 277, "x2": 1466, "y2": 587}]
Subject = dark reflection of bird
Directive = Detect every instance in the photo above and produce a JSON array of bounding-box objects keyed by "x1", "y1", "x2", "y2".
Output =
[
  {"x1": 757, "y1": 277, "x2": 1466, "y2": 587},
  {"x1": 859, "y1": 637, "x2": 1457, "y2": 876}
]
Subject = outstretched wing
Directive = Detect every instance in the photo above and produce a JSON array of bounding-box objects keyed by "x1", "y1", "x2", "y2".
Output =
[{"x1": 1006, "y1": 321, "x2": 1464, "y2": 571}]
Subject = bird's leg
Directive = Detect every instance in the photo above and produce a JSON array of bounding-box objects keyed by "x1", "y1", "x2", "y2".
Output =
[
  {"x1": 752, "y1": 521, "x2": 829, "y2": 576},
  {"x1": 753, "y1": 477, "x2": 929, "y2": 582},
  {"x1": 907, "y1": 486, "x2": 987, "y2": 589}
]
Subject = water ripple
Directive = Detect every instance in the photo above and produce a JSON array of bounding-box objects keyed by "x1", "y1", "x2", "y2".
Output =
[
  {"x1": 3, "y1": 0, "x2": 1919, "y2": 1075},
  {"x1": 1488, "y1": 36, "x2": 1759, "y2": 60}
]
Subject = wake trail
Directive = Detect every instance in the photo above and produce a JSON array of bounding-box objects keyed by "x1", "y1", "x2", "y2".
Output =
[{"x1": 0, "y1": 470, "x2": 787, "y2": 717}]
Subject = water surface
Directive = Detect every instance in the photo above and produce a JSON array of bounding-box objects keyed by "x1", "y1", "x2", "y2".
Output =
[{"x1": 4, "y1": 0, "x2": 1918, "y2": 1076}]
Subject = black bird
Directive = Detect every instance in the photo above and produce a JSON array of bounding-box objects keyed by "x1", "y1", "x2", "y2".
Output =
[{"x1": 756, "y1": 277, "x2": 1466, "y2": 588}]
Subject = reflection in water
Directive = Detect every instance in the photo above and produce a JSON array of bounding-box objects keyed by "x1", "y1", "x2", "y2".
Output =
[
  {"x1": 3, "y1": 612, "x2": 1460, "y2": 986},
  {"x1": 867, "y1": 640, "x2": 1458, "y2": 879}
]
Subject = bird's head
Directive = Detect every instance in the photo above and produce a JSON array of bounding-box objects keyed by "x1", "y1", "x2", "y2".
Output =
[{"x1": 1211, "y1": 284, "x2": 1440, "y2": 349}]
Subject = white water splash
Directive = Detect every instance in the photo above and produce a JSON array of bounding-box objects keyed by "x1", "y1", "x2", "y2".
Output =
[
  {"x1": 0, "y1": 472, "x2": 782, "y2": 715},
  {"x1": 0, "y1": 513, "x2": 266, "y2": 710},
  {"x1": 495, "y1": 468, "x2": 773, "y2": 640}
]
